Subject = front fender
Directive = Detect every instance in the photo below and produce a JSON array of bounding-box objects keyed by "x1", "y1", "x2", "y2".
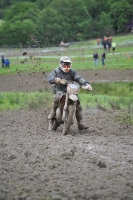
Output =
[{"x1": 69, "y1": 94, "x2": 78, "y2": 101}]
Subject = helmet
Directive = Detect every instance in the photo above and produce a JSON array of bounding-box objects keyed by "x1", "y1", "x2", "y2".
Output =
[{"x1": 59, "y1": 56, "x2": 72, "y2": 73}]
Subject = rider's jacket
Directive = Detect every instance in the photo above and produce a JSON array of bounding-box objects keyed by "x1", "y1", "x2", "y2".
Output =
[{"x1": 47, "y1": 67, "x2": 89, "y2": 94}]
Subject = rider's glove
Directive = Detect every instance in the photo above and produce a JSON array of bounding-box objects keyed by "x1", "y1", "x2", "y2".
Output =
[
  {"x1": 83, "y1": 84, "x2": 92, "y2": 91},
  {"x1": 55, "y1": 78, "x2": 66, "y2": 85}
]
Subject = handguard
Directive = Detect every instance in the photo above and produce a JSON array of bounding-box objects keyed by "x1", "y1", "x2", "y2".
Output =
[
  {"x1": 82, "y1": 84, "x2": 92, "y2": 91},
  {"x1": 55, "y1": 78, "x2": 66, "y2": 85}
]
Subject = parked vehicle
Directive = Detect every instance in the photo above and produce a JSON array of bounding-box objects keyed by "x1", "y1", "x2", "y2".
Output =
[{"x1": 59, "y1": 41, "x2": 69, "y2": 47}]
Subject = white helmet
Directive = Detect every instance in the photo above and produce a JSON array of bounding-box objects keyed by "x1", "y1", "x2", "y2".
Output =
[{"x1": 59, "y1": 56, "x2": 72, "y2": 73}]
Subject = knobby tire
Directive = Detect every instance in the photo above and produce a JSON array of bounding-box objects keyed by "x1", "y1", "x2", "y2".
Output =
[{"x1": 63, "y1": 104, "x2": 75, "y2": 135}]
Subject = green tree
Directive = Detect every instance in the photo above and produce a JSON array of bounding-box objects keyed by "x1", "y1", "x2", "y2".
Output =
[
  {"x1": 110, "y1": 0, "x2": 133, "y2": 33},
  {"x1": 98, "y1": 12, "x2": 114, "y2": 37},
  {"x1": 0, "y1": 0, "x2": 133, "y2": 46},
  {"x1": 0, "y1": 2, "x2": 40, "y2": 45},
  {"x1": 37, "y1": 0, "x2": 92, "y2": 45},
  {"x1": 85, "y1": 0, "x2": 110, "y2": 18},
  {"x1": 0, "y1": 0, "x2": 11, "y2": 18},
  {"x1": 0, "y1": 19, "x2": 36, "y2": 45},
  {"x1": 0, "y1": 0, "x2": 11, "y2": 8},
  {"x1": 5, "y1": 2, "x2": 40, "y2": 23},
  {"x1": 84, "y1": 0, "x2": 112, "y2": 38},
  {"x1": 36, "y1": 0, "x2": 54, "y2": 10}
]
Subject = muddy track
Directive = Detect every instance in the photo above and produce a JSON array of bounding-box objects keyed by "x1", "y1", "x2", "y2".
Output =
[
  {"x1": 0, "y1": 108, "x2": 133, "y2": 200},
  {"x1": 0, "y1": 69, "x2": 133, "y2": 200}
]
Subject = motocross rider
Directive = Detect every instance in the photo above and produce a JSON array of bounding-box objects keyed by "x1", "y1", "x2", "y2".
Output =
[{"x1": 47, "y1": 56, "x2": 92, "y2": 130}]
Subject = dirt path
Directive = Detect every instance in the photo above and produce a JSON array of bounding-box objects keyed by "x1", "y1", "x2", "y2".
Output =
[
  {"x1": 0, "y1": 108, "x2": 133, "y2": 200},
  {"x1": 0, "y1": 69, "x2": 133, "y2": 92}
]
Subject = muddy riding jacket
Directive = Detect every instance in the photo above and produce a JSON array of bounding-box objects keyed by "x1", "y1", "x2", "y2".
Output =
[{"x1": 47, "y1": 67, "x2": 89, "y2": 94}]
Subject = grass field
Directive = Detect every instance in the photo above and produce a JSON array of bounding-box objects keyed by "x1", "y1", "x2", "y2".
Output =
[
  {"x1": 0, "y1": 35, "x2": 133, "y2": 110},
  {"x1": 0, "y1": 82, "x2": 133, "y2": 111},
  {"x1": 0, "y1": 49, "x2": 133, "y2": 75},
  {"x1": 0, "y1": 34, "x2": 133, "y2": 75}
]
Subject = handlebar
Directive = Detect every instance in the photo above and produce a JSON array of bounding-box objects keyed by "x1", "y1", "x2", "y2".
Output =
[{"x1": 60, "y1": 79, "x2": 92, "y2": 91}]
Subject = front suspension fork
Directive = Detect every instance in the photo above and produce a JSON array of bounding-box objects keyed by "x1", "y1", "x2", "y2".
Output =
[{"x1": 62, "y1": 94, "x2": 68, "y2": 121}]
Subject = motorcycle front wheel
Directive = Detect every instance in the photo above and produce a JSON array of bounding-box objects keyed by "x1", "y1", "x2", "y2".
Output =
[{"x1": 62, "y1": 103, "x2": 76, "y2": 135}]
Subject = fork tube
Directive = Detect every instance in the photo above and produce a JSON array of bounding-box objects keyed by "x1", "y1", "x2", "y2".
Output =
[{"x1": 62, "y1": 94, "x2": 68, "y2": 121}]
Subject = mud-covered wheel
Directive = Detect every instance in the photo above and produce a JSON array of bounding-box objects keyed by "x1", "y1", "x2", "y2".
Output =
[{"x1": 62, "y1": 104, "x2": 75, "y2": 135}]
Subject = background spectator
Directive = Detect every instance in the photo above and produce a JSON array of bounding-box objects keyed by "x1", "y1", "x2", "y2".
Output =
[
  {"x1": 5, "y1": 59, "x2": 10, "y2": 68},
  {"x1": 112, "y1": 42, "x2": 117, "y2": 55},
  {"x1": 1, "y1": 55, "x2": 5, "y2": 68},
  {"x1": 101, "y1": 52, "x2": 106, "y2": 66},
  {"x1": 102, "y1": 36, "x2": 108, "y2": 52},
  {"x1": 97, "y1": 38, "x2": 101, "y2": 45},
  {"x1": 107, "y1": 39, "x2": 112, "y2": 53},
  {"x1": 93, "y1": 51, "x2": 99, "y2": 66}
]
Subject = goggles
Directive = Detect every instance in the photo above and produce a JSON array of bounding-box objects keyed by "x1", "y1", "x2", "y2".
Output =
[{"x1": 62, "y1": 62, "x2": 71, "y2": 68}]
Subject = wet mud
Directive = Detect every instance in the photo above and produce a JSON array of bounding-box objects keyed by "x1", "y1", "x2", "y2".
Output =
[{"x1": 0, "y1": 70, "x2": 133, "y2": 200}]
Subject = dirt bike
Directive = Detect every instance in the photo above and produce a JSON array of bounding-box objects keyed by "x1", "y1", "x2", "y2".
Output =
[{"x1": 48, "y1": 80, "x2": 89, "y2": 135}]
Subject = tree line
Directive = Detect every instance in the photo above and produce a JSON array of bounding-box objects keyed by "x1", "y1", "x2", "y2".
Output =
[{"x1": 0, "y1": 0, "x2": 133, "y2": 47}]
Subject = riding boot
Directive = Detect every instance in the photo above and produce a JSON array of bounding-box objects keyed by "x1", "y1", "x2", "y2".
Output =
[
  {"x1": 48, "y1": 94, "x2": 60, "y2": 120},
  {"x1": 48, "y1": 102, "x2": 58, "y2": 120},
  {"x1": 76, "y1": 104, "x2": 88, "y2": 130}
]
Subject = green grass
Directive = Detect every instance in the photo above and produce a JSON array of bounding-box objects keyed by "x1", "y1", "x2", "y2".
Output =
[
  {"x1": 0, "y1": 91, "x2": 132, "y2": 111},
  {"x1": 79, "y1": 82, "x2": 133, "y2": 110},
  {"x1": 0, "y1": 34, "x2": 133, "y2": 75},
  {"x1": 0, "y1": 51, "x2": 133, "y2": 75},
  {"x1": 0, "y1": 91, "x2": 53, "y2": 110},
  {"x1": 0, "y1": 19, "x2": 3, "y2": 25},
  {"x1": 0, "y1": 82, "x2": 133, "y2": 110},
  {"x1": 0, "y1": 35, "x2": 133, "y2": 111},
  {"x1": 91, "y1": 82, "x2": 133, "y2": 97},
  {"x1": 79, "y1": 93, "x2": 133, "y2": 110}
]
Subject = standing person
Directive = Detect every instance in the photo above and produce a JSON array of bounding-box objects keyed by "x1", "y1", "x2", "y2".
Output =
[
  {"x1": 103, "y1": 36, "x2": 108, "y2": 52},
  {"x1": 1, "y1": 55, "x2": 5, "y2": 68},
  {"x1": 47, "y1": 56, "x2": 92, "y2": 130},
  {"x1": 97, "y1": 38, "x2": 101, "y2": 45},
  {"x1": 5, "y1": 59, "x2": 10, "y2": 68},
  {"x1": 103, "y1": 42, "x2": 107, "y2": 52},
  {"x1": 101, "y1": 52, "x2": 106, "y2": 66},
  {"x1": 112, "y1": 42, "x2": 116, "y2": 55},
  {"x1": 107, "y1": 39, "x2": 112, "y2": 53},
  {"x1": 109, "y1": 36, "x2": 113, "y2": 42},
  {"x1": 93, "y1": 51, "x2": 99, "y2": 66}
]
